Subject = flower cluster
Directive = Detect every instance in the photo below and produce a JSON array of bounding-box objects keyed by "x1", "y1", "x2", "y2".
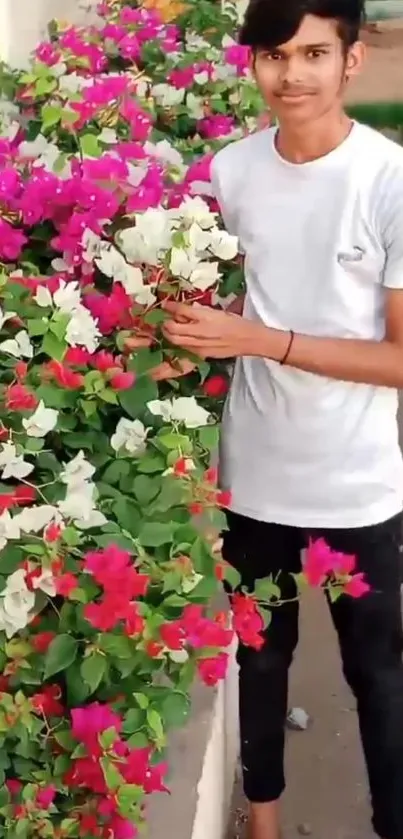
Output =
[{"x1": 0, "y1": 0, "x2": 369, "y2": 837}]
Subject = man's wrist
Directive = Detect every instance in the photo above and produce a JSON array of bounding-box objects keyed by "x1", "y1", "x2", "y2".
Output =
[{"x1": 253, "y1": 325, "x2": 292, "y2": 362}]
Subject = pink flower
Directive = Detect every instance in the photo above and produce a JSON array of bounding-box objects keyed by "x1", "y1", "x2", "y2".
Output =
[
  {"x1": 5, "y1": 383, "x2": 38, "y2": 412},
  {"x1": 55, "y1": 573, "x2": 78, "y2": 597},
  {"x1": 110, "y1": 371, "x2": 135, "y2": 390},
  {"x1": 71, "y1": 703, "x2": 122, "y2": 752},
  {"x1": 44, "y1": 522, "x2": 62, "y2": 543},
  {"x1": 224, "y1": 44, "x2": 251, "y2": 75},
  {"x1": 0, "y1": 219, "x2": 27, "y2": 261},
  {"x1": 304, "y1": 539, "x2": 334, "y2": 587},
  {"x1": 197, "y1": 115, "x2": 235, "y2": 140},
  {"x1": 344, "y1": 573, "x2": 371, "y2": 599},
  {"x1": 197, "y1": 653, "x2": 229, "y2": 686},
  {"x1": 92, "y1": 350, "x2": 121, "y2": 372},
  {"x1": 36, "y1": 785, "x2": 56, "y2": 809}
]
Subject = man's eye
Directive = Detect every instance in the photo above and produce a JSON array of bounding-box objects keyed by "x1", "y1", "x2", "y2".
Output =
[
  {"x1": 266, "y1": 52, "x2": 282, "y2": 61},
  {"x1": 308, "y1": 49, "x2": 326, "y2": 59}
]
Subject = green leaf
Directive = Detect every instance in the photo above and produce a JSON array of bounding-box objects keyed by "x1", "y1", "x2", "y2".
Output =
[
  {"x1": 198, "y1": 425, "x2": 219, "y2": 451},
  {"x1": 133, "y1": 474, "x2": 160, "y2": 505},
  {"x1": 138, "y1": 452, "x2": 166, "y2": 474},
  {"x1": 99, "y1": 634, "x2": 133, "y2": 659},
  {"x1": 119, "y1": 377, "x2": 158, "y2": 419},
  {"x1": 80, "y1": 133, "x2": 102, "y2": 158},
  {"x1": 99, "y1": 726, "x2": 118, "y2": 750},
  {"x1": 41, "y1": 330, "x2": 66, "y2": 362},
  {"x1": 160, "y1": 692, "x2": 190, "y2": 729},
  {"x1": 44, "y1": 634, "x2": 78, "y2": 679},
  {"x1": 139, "y1": 521, "x2": 175, "y2": 547},
  {"x1": 100, "y1": 757, "x2": 124, "y2": 791},
  {"x1": 80, "y1": 652, "x2": 107, "y2": 693},
  {"x1": 41, "y1": 103, "x2": 62, "y2": 129},
  {"x1": 102, "y1": 460, "x2": 130, "y2": 485},
  {"x1": 122, "y1": 708, "x2": 144, "y2": 734},
  {"x1": 254, "y1": 577, "x2": 282, "y2": 603},
  {"x1": 146, "y1": 708, "x2": 164, "y2": 740},
  {"x1": 27, "y1": 318, "x2": 49, "y2": 337},
  {"x1": 54, "y1": 730, "x2": 75, "y2": 752},
  {"x1": 49, "y1": 311, "x2": 70, "y2": 341},
  {"x1": 133, "y1": 692, "x2": 149, "y2": 710},
  {"x1": 223, "y1": 564, "x2": 241, "y2": 590},
  {"x1": 117, "y1": 783, "x2": 143, "y2": 811}
]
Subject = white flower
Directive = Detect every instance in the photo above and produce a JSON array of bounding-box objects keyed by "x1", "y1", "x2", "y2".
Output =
[
  {"x1": 144, "y1": 139, "x2": 184, "y2": 170},
  {"x1": 0, "y1": 330, "x2": 33, "y2": 359},
  {"x1": 118, "y1": 209, "x2": 173, "y2": 266},
  {"x1": 0, "y1": 569, "x2": 36, "y2": 638},
  {"x1": 0, "y1": 510, "x2": 20, "y2": 550},
  {"x1": 209, "y1": 230, "x2": 239, "y2": 261},
  {"x1": 194, "y1": 70, "x2": 209, "y2": 85},
  {"x1": 126, "y1": 162, "x2": 147, "y2": 188},
  {"x1": 58, "y1": 482, "x2": 107, "y2": 530},
  {"x1": 134, "y1": 285, "x2": 157, "y2": 306},
  {"x1": 186, "y1": 92, "x2": 205, "y2": 120},
  {"x1": 51, "y1": 257, "x2": 69, "y2": 273},
  {"x1": 188, "y1": 223, "x2": 213, "y2": 253},
  {"x1": 15, "y1": 505, "x2": 58, "y2": 534},
  {"x1": 19, "y1": 134, "x2": 62, "y2": 173},
  {"x1": 176, "y1": 196, "x2": 217, "y2": 230},
  {"x1": 189, "y1": 180, "x2": 214, "y2": 198},
  {"x1": 34, "y1": 286, "x2": 53, "y2": 308},
  {"x1": 58, "y1": 71, "x2": 88, "y2": 93},
  {"x1": 169, "y1": 649, "x2": 189, "y2": 663},
  {"x1": 53, "y1": 281, "x2": 82, "y2": 313},
  {"x1": 0, "y1": 442, "x2": 34, "y2": 480},
  {"x1": 151, "y1": 83, "x2": 185, "y2": 108},
  {"x1": 170, "y1": 396, "x2": 210, "y2": 428},
  {"x1": 31, "y1": 567, "x2": 56, "y2": 597},
  {"x1": 148, "y1": 396, "x2": 210, "y2": 428},
  {"x1": 98, "y1": 128, "x2": 118, "y2": 144},
  {"x1": 95, "y1": 246, "x2": 145, "y2": 296},
  {"x1": 65, "y1": 305, "x2": 100, "y2": 354},
  {"x1": 82, "y1": 229, "x2": 102, "y2": 263},
  {"x1": 190, "y1": 262, "x2": 220, "y2": 291},
  {"x1": 0, "y1": 306, "x2": 16, "y2": 330},
  {"x1": 170, "y1": 247, "x2": 199, "y2": 280},
  {"x1": 61, "y1": 450, "x2": 95, "y2": 488},
  {"x1": 111, "y1": 418, "x2": 149, "y2": 456},
  {"x1": 22, "y1": 401, "x2": 59, "y2": 438}
]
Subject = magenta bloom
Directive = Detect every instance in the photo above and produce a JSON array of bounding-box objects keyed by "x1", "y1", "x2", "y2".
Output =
[
  {"x1": 71, "y1": 703, "x2": 122, "y2": 750},
  {"x1": 197, "y1": 115, "x2": 235, "y2": 140}
]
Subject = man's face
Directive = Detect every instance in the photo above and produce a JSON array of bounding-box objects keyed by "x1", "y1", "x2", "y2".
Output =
[{"x1": 252, "y1": 14, "x2": 364, "y2": 125}]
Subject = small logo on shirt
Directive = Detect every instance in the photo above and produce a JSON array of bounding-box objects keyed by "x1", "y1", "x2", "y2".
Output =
[{"x1": 337, "y1": 246, "x2": 365, "y2": 265}]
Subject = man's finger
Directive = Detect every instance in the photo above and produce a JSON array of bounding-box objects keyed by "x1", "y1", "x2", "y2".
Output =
[
  {"x1": 162, "y1": 320, "x2": 207, "y2": 340},
  {"x1": 124, "y1": 336, "x2": 154, "y2": 350},
  {"x1": 162, "y1": 300, "x2": 204, "y2": 322}
]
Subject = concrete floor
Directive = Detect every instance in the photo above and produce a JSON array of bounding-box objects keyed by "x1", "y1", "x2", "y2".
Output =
[{"x1": 228, "y1": 589, "x2": 375, "y2": 839}]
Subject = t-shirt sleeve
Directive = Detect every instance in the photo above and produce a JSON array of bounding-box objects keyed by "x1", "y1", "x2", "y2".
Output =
[
  {"x1": 210, "y1": 153, "x2": 239, "y2": 238},
  {"x1": 381, "y1": 170, "x2": 403, "y2": 289}
]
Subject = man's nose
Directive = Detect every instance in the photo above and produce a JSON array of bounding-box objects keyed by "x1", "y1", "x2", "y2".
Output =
[{"x1": 279, "y1": 56, "x2": 304, "y2": 84}]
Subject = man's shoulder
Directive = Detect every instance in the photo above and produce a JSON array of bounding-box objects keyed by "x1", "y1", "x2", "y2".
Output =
[
  {"x1": 355, "y1": 122, "x2": 403, "y2": 175},
  {"x1": 212, "y1": 127, "x2": 274, "y2": 177}
]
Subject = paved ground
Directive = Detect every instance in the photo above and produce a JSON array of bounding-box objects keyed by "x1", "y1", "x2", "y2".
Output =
[
  {"x1": 227, "y1": 589, "x2": 374, "y2": 839},
  {"x1": 227, "y1": 23, "x2": 403, "y2": 839}
]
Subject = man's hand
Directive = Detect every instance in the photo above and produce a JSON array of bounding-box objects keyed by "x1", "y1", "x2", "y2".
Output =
[
  {"x1": 124, "y1": 329, "x2": 196, "y2": 381},
  {"x1": 162, "y1": 300, "x2": 277, "y2": 359}
]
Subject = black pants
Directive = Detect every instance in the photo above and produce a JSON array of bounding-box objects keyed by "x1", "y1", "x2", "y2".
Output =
[{"x1": 222, "y1": 510, "x2": 403, "y2": 839}]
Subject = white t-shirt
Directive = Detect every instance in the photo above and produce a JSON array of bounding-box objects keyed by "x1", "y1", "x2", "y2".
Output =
[{"x1": 211, "y1": 122, "x2": 403, "y2": 528}]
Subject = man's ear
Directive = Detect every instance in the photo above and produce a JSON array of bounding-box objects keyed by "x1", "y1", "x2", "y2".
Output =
[{"x1": 345, "y1": 40, "x2": 366, "y2": 81}]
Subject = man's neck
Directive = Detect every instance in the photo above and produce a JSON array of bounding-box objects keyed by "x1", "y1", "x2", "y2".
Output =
[{"x1": 275, "y1": 110, "x2": 353, "y2": 164}]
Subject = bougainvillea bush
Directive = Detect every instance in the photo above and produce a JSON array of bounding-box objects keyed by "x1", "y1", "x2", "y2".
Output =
[{"x1": 0, "y1": 2, "x2": 370, "y2": 837}]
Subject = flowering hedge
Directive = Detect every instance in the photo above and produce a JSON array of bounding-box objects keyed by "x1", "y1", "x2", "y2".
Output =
[{"x1": 0, "y1": 2, "x2": 370, "y2": 837}]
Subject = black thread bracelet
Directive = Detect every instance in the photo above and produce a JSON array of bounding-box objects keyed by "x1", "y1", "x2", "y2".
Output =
[{"x1": 280, "y1": 330, "x2": 294, "y2": 366}]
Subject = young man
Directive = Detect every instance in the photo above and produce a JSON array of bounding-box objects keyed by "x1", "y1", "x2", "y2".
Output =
[{"x1": 154, "y1": 1, "x2": 403, "y2": 838}]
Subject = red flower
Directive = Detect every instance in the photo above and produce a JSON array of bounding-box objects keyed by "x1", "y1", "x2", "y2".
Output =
[
  {"x1": 32, "y1": 631, "x2": 56, "y2": 653},
  {"x1": 13, "y1": 484, "x2": 36, "y2": 505},
  {"x1": 188, "y1": 502, "x2": 203, "y2": 515},
  {"x1": 65, "y1": 347, "x2": 92, "y2": 366},
  {"x1": 197, "y1": 653, "x2": 229, "y2": 686},
  {"x1": 344, "y1": 573, "x2": 370, "y2": 599},
  {"x1": 124, "y1": 609, "x2": 145, "y2": 638},
  {"x1": 5, "y1": 383, "x2": 37, "y2": 411},
  {"x1": 231, "y1": 593, "x2": 265, "y2": 650},
  {"x1": 55, "y1": 573, "x2": 78, "y2": 597},
  {"x1": 160, "y1": 622, "x2": 184, "y2": 651},
  {"x1": 15, "y1": 361, "x2": 28, "y2": 380},
  {"x1": 110, "y1": 371, "x2": 135, "y2": 390},
  {"x1": 205, "y1": 466, "x2": 218, "y2": 485},
  {"x1": 91, "y1": 350, "x2": 120, "y2": 372},
  {"x1": 6, "y1": 779, "x2": 22, "y2": 796},
  {"x1": 44, "y1": 522, "x2": 63, "y2": 543},
  {"x1": 36, "y1": 785, "x2": 56, "y2": 809},
  {"x1": 203, "y1": 375, "x2": 228, "y2": 398},
  {"x1": 216, "y1": 490, "x2": 231, "y2": 508},
  {"x1": 145, "y1": 641, "x2": 164, "y2": 658},
  {"x1": 304, "y1": 539, "x2": 334, "y2": 587},
  {"x1": 44, "y1": 360, "x2": 85, "y2": 389},
  {"x1": 0, "y1": 493, "x2": 16, "y2": 513},
  {"x1": 31, "y1": 685, "x2": 64, "y2": 716}
]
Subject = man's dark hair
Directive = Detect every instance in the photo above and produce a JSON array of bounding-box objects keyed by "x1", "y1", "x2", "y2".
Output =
[{"x1": 239, "y1": 0, "x2": 365, "y2": 52}]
